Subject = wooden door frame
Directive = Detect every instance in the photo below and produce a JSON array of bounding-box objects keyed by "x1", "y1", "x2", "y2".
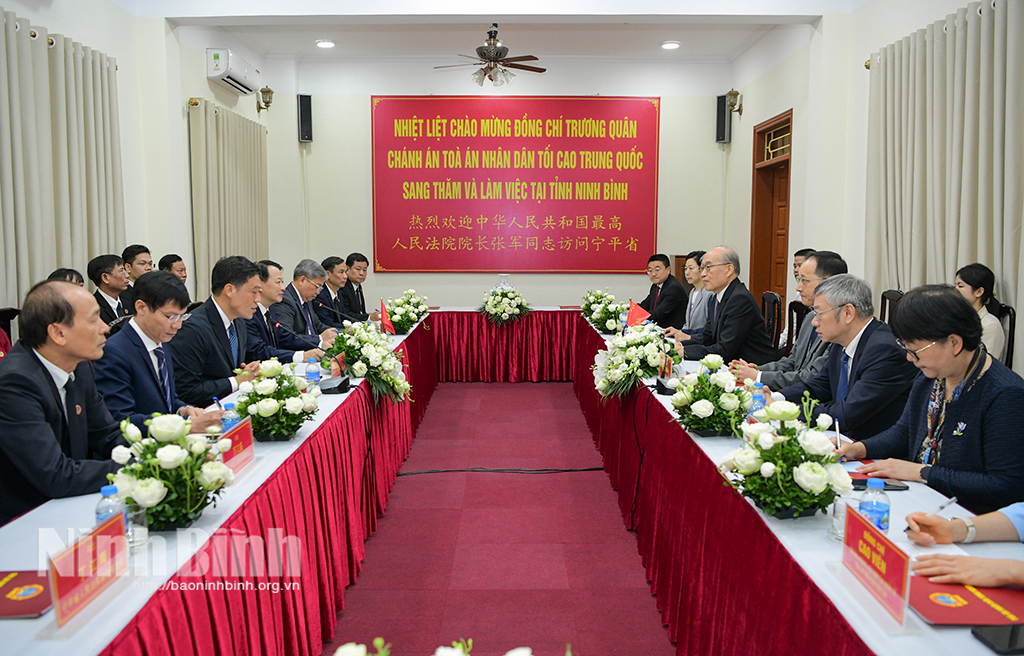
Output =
[{"x1": 748, "y1": 109, "x2": 793, "y2": 306}]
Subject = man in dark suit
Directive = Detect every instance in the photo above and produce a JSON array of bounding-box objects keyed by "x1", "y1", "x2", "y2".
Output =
[
  {"x1": 772, "y1": 274, "x2": 919, "y2": 439},
  {"x1": 246, "y1": 260, "x2": 329, "y2": 363},
  {"x1": 638, "y1": 254, "x2": 688, "y2": 330},
  {"x1": 0, "y1": 281, "x2": 126, "y2": 524},
  {"x1": 119, "y1": 244, "x2": 153, "y2": 316},
  {"x1": 168, "y1": 256, "x2": 262, "y2": 408},
  {"x1": 340, "y1": 252, "x2": 381, "y2": 322},
  {"x1": 88, "y1": 254, "x2": 131, "y2": 325},
  {"x1": 315, "y1": 256, "x2": 357, "y2": 329},
  {"x1": 95, "y1": 271, "x2": 221, "y2": 434},
  {"x1": 670, "y1": 246, "x2": 779, "y2": 365},
  {"x1": 271, "y1": 259, "x2": 338, "y2": 346}
]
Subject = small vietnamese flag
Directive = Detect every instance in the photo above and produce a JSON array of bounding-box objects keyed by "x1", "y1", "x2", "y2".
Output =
[
  {"x1": 626, "y1": 300, "x2": 650, "y2": 327},
  {"x1": 380, "y1": 299, "x2": 396, "y2": 335}
]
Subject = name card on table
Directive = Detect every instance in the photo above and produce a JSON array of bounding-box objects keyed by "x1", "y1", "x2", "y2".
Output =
[
  {"x1": 222, "y1": 417, "x2": 255, "y2": 474},
  {"x1": 47, "y1": 512, "x2": 129, "y2": 627},
  {"x1": 842, "y1": 506, "x2": 911, "y2": 624}
]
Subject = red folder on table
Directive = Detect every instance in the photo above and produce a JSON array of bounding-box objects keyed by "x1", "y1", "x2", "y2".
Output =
[
  {"x1": 910, "y1": 576, "x2": 1024, "y2": 625},
  {"x1": 846, "y1": 460, "x2": 875, "y2": 479},
  {"x1": 0, "y1": 570, "x2": 52, "y2": 619}
]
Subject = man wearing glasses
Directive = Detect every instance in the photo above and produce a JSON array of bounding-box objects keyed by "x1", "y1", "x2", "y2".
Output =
[
  {"x1": 638, "y1": 254, "x2": 688, "y2": 329},
  {"x1": 272, "y1": 259, "x2": 338, "y2": 347},
  {"x1": 668, "y1": 246, "x2": 779, "y2": 365},
  {"x1": 95, "y1": 271, "x2": 223, "y2": 434},
  {"x1": 766, "y1": 274, "x2": 918, "y2": 439}
]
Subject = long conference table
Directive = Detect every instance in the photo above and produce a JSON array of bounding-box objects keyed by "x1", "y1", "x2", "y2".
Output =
[{"x1": 4, "y1": 309, "x2": 1023, "y2": 656}]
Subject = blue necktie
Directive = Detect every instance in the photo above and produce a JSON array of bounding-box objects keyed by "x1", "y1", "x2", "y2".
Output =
[
  {"x1": 302, "y1": 303, "x2": 316, "y2": 336},
  {"x1": 835, "y1": 350, "x2": 850, "y2": 403},
  {"x1": 154, "y1": 345, "x2": 173, "y2": 411},
  {"x1": 228, "y1": 323, "x2": 239, "y2": 367}
]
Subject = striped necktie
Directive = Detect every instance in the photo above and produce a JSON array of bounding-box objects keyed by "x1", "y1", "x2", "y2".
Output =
[
  {"x1": 154, "y1": 345, "x2": 173, "y2": 411},
  {"x1": 228, "y1": 323, "x2": 239, "y2": 367}
]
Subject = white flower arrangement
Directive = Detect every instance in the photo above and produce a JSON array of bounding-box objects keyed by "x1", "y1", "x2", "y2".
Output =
[
  {"x1": 479, "y1": 288, "x2": 530, "y2": 325},
  {"x1": 234, "y1": 358, "x2": 320, "y2": 440},
  {"x1": 671, "y1": 354, "x2": 752, "y2": 434},
  {"x1": 332, "y1": 638, "x2": 550, "y2": 656},
  {"x1": 321, "y1": 321, "x2": 410, "y2": 403},
  {"x1": 591, "y1": 323, "x2": 680, "y2": 398},
  {"x1": 108, "y1": 413, "x2": 234, "y2": 530},
  {"x1": 385, "y1": 289, "x2": 429, "y2": 334},
  {"x1": 580, "y1": 289, "x2": 626, "y2": 335},
  {"x1": 718, "y1": 392, "x2": 851, "y2": 517}
]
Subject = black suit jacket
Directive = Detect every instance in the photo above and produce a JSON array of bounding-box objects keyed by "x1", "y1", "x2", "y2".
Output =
[
  {"x1": 683, "y1": 278, "x2": 779, "y2": 365},
  {"x1": 340, "y1": 281, "x2": 369, "y2": 321},
  {"x1": 168, "y1": 297, "x2": 248, "y2": 408},
  {"x1": 95, "y1": 322, "x2": 186, "y2": 433},
  {"x1": 639, "y1": 274, "x2": 688, "y2": 330},
  {"x1": 119, "y1": 284, "x2": 136, "y2": 317},
  {"x1": 245, "y1": 305, "x2": 316, "y2": 362},
  {"x1": 314, "y1": 285, "x2": 353, "y2": 329},
  {"x1": 781, "y1": 319, "x2": 919, "y2": 440},
  {"x1": 271, "y1": 284, "x2": 326, "y2": 346},
  {"x1": 0, "y1": 342, "x2": 125, "y2": 524},
  {"x1": 95, "y1": 289, "x2": 130, "y2": 325}
]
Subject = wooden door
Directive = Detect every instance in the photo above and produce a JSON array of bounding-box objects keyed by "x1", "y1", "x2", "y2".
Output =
[{"x1": 748, "y1": 110, "x2": 792, "y2": 306}]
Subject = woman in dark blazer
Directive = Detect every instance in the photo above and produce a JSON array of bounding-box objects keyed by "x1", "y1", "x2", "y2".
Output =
[{"x1": 839, "y1": 285, "x2": 1024, "y2": 515}]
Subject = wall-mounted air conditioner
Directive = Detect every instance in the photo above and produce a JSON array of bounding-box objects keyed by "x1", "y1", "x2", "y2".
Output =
[{"x1": 206, "y1": 48, "x2": 260, "y2": 95}]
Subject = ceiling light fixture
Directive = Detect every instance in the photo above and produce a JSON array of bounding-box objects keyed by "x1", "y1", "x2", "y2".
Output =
[
  {"x1": 316, "y1": 39, "x2": 335, "y2": 49},
  {"x1": 661, "y1": 40, "x2": 681, "y2": 50}
]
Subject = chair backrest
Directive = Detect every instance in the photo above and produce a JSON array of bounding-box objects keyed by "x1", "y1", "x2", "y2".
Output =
[
  {"x1": 879, "y1": 289, "x2": 904, "y2": 324},
  {"x1": 761, "y1": 291, "x2": 783, "y2": 351},
  {"x1": 996, "y1": 303, "x2": 1016, "y2": 366},
  {"x1": 0, "y1": 307, "x2": 19, "y2": 340},
  {"x1": 106, "y1": 315, "x2": 131, "y2": 337},
  {"x1": 786, "y1": 300, "x2": 809, "y2": 357}
]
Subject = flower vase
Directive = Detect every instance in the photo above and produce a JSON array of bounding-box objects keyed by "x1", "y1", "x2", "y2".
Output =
[
  {"x1": 254, "y1": 432, "x2": 297, "y2": 443},
  {"x1": 687, "y1": 428, "x2": 735, "y2": 438},
  {"x1": 493, "y1": 273, "x2": 514, "y2": 291},
  {"x1": 148, "y1": 508, "x2": 203, "y2": 532},
  {"x1": 767, "y1": 506, "x2": 821, "y2": 520}
]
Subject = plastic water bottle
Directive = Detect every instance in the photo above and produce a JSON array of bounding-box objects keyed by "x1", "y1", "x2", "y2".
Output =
[
  {"x1": 748, "y1": 382, "x2": 766, "y2": 423},
  {"x1": 96, "y1": 485, "x2": 125, "y2": 529},
  {"x1": 306, "y1": 358, "x2": 321, "y2": 391},
  {"x1": 858, "y1": 478, "x2": 891, "y2": 533},
  {"x1": 221, "y1": 403, "x2": 240, "y2": 432}
]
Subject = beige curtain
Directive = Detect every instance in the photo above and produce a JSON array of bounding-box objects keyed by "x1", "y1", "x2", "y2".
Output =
[
  {"x1": 187, "y1": 98, "x2": 269, "y2": 300},
  {"x1": 0, "y1": 8, "x2": 124, "y2": 308},
  {"x1": 865, "y1": 0, "x2": 1024, "y2": 369}
]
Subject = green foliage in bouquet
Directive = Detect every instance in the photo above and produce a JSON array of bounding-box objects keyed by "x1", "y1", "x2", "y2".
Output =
[
  {"x1": 108, "y1": 414, "x2": 235, "y2": 531},
  {"x1": 234, "y1": 358, "x2": 320, "y2": 438},
  {"x1": 385, "y1": 289, "x2": 429, "y2": 334},
  {"x1": 591, "y1": 323, "x2": 680, "y2": 399},
  {"x1": 670, "y1": 354, "x2": 752, "y2": 432},
  {"x1": 719, "y1": 392, "x2": 853, "y2": 516},
  {"x1": 580, "y1": 289, "x2": 626, "y2": 335},
  {"x1": 479, "y1": 288, "x2": 531, "y2": 326},
  {"x1": 321, "y1": 321, "x2": 411, "y2": 404}
]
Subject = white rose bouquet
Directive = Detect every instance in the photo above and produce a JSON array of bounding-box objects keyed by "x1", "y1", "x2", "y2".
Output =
[
  {"x1": 581, "y1": 289, "x2": 626, "y2": 335},
  {"x1": 384, "y1": 289, "x2": 429, "y2": 334},
  {"x1": 321, "y1": 321, "x2": 411, "y2": 403},
  {"x1": 234, "y1": 358, "x2": 320, "y2": 440},
  {"x1": 672, "y1": 355, "x2": 752, "y2": 434},
  {"x1": 107, "y1": 414, "x2": 235, "y2": 531},
  {"x1": 718, "y1": 392, "x2": 851, "y2": 517},
  {"x1": 591, "y1": 323, "x2": 680, "y2": 399},
  {"x1": 479, "y1": 288, "x2": 530, "y2": 326}
]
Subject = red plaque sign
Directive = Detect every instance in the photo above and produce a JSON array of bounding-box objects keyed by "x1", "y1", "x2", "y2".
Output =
[
  {"x1": 221, "y1": 417, "x2": 255, "y2": 474},
  {"x1": 48, "y1": 512, "x2": 128, "y2": 627},
  {"x1": 842, "y1": 506, "x2": 911, "y2": 624}
]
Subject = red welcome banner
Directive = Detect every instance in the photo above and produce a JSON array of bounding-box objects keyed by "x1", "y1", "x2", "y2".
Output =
[{"x1": 371, "y1": 95, "x2": 660, "y2": 273}]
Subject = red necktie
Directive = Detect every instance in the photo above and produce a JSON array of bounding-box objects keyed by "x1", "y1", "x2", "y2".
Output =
[{"x1": 652, "y1": 286, "x2": 660, "y2": 311}]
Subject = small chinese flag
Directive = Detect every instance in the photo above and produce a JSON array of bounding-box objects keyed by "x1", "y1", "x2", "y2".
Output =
[
  {"x1": 626, "y1": 300, "x2": 650, "y2": 327},
  {"x1": 380, "y1": 299, "x2": 396, "y2": 335}
]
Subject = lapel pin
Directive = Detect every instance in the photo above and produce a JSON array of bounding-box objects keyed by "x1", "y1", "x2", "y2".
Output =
[{"x1": 75, "y1": 405, "x2": 82, "y2": 415}]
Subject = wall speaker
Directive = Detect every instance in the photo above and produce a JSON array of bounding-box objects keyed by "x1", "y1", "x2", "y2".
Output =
[
  {"x1": 716, "y1": 95, "x2": 731, "y2": 143},
  {"x1": 298, "y1": 94, "x2": 313, "y2": 143}
]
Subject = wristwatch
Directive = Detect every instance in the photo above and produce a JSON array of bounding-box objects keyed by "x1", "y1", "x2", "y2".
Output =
[
  {"x1": 919, "y1": 465, "x2": 932, "y2": 483},
  {"x1": 954, "y1": 516, "x2": 977, "y2": 543}
]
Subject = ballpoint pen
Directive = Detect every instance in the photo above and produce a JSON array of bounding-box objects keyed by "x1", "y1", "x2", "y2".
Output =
[{"x1": 904, "y1": 496, "x2": 958, "y2": 531}]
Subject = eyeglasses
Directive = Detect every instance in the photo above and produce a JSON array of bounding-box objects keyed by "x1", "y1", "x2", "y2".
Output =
[
  {"x1": 158, "y1": 310, "x2": 190, "y2": 323},
  {"x1": 896, "y1": 339, "x2": 937, "y2": 361},
  {"x1": 808, "y1": 304, "x2": 844, "y2": 320},
  {"x1": 796, "y1": 276, "x2": 826, "y2": 286},
  {"x1": 646, "y1": 267, "x2": 666, "y2": 274},
  {"x1": 699, "y1": 263, "x2": 730, "y2": 273}
]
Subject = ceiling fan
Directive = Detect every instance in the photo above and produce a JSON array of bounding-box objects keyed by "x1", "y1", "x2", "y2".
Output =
[{"x1": 434, "y1": 23, "x2": 546, "y2": 86}]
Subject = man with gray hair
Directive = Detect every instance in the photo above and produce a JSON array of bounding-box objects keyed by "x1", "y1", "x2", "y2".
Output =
[
  {"x1": 769, "y1": 274, "x2": 918, "y2": 439},
  {"x1": 270, "y1": 259, "x2": 338, "y2": 348}
]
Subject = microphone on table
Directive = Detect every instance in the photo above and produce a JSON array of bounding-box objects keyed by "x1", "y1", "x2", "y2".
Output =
[{"x1": 316, "y1": 302, "x2": 363, "y2": 324}]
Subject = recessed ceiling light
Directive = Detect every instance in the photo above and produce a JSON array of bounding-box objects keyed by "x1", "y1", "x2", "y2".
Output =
[
  {"x1": 316, "y1": 39, "x2": 335, "y2": 49},
  {"x1": 661, "y1": 40, "x2": 681, "y2": 50}
]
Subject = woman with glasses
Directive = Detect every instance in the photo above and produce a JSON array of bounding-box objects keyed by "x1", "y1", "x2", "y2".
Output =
[
  {"x1": 955, "y1": 262, "x2": 1005, "y2": 360},
  {"x1": 680, "y1": 250, "x2": 713, "y2": 336},
  {"x1": 838, "y1": 285, "x2": 1024, "y2": 514}
]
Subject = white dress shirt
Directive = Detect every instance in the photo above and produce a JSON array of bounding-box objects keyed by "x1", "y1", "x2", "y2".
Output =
[
  {"x1": 33, "y1": 349, "x2": 74, "y2": 419},
  {"x1": 211, "y1": 299, "x2": 240, "y2": 393}
]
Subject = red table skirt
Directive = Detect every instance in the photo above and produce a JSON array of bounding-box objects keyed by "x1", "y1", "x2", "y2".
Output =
[{"x1": 432, "y1": 310, "x2": 577, "y2": 382}]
